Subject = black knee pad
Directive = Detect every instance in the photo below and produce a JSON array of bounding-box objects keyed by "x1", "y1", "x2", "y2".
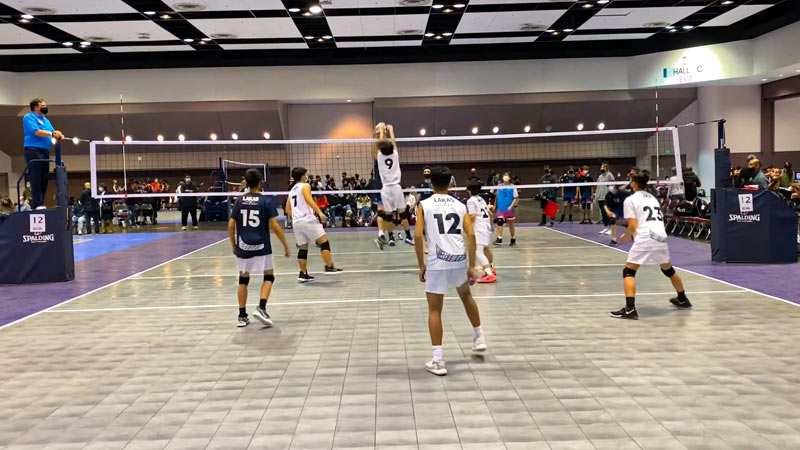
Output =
[
  {"x1": 297, "y1": 249, "x2": 308, "y2": 260},
  {"x1": 399, "y1": 209, "x2": 410, "y2": 221},
  {"x1": 264, "y1": 274, "x2": 275, "y2": 283},
  {"x1": 661, "y1": 266, "x2": 676, "y2": 278},
  {"x1": 238, "y1": 275, "x2": 250, "y2": 285},
  {"x1": 494, "y1": 217, "x2": 506, "y2": 226},
  {"x1": 380, "y1": 210, "x2": 395, "y2": 222},
  {"x1": 622, "y1": 267, "x2": 637, "y2": 279},
  {"x1": 319, "y1": 241, "x2": 331, "y2": 252}
]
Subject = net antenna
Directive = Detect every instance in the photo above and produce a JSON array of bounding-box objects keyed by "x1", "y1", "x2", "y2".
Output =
[{"x1": 221, "y1": 159, "x2": 269, "y2": 191}]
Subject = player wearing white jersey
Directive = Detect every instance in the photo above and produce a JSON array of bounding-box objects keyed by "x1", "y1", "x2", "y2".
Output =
[
  {"x1": 415, "y1": 166, "x2": 487, "y2": 376},
  {"x1": 285, "y1": 167, "x2": 342, "y2": 283},
  {"x1": 374, "y1": 122, "x2": 413, "y2": 250},
  {"x1": 466, "y1": 181, "x2": 496, "y2": 283},
  {"x1": 610, "y1": 171, "x2": 692, "y2": 320}
]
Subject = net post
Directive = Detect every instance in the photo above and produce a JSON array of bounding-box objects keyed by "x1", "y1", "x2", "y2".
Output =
[
  {"x1": 671, "y1": 127, "x2": 683, "y2": 184},
  {"x1": 89, "y1": 140, "x2": 98, "y2": 197}
]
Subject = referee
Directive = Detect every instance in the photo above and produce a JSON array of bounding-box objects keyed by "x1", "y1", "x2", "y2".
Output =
[{"x1": 23, "y1": 98, "x2": 62, "y2": 209}]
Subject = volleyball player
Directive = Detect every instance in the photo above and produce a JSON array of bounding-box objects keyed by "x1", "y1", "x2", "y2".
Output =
[
  {"x1": 374, "y1": 123, "x2": 413, "y2": 250},
  {"x1": 610, "y1": 171, "x2": 691, "y2": 320},
  {"x1": 229, "y1": 169, "x2": 291, "y2": 327},
  {"x1": 415, "y1": 166, "x2": 487, "y2": 376},
  {"x1": 285, "y1": 167, "x2": 342, "y2": 282},
  {"x1": 560, "y1": 167, "x2": 579, "y2": 223},
  {"x1": 466, "y1": 180, "x2": 496, "y2": 283},
  {"x1": 493, "y1": 172, "x2": 518, "y2": 246},
  {"x1": 603, "y1": 186, "x2": 629, "y2": 246}
]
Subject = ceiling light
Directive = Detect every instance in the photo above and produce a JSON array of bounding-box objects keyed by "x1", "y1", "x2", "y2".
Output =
[
  {"x1": 322, "y1": 35, "x2": 332, "y2": 40},
  {"x1": 346, "y1": 99, "x2": 352, "y2": 102},
  {"x1": 104, "y1": 136, "x2": 110, "y2": 142},
  {"x1": 454, "y1": 3, "x2": 465, "y2": 7},
  {"x1": 552, "y1": 31, "x2": 559, "y2": 35},
  {"x1": 577, "y1": 123, "x2": 584, "y2": 131},
  {"x1": 21, "y1": 14, "x2": 33, "y2": 19},
  {"x1": 682, "y1": 25, "x2": 693, "y2": 30},
  {"x1": 144, "y1": 10, "x2": 156, "y2": 15},
  {"x1": 563, "y1": 28, "x2": 573, "y2": 32},
  {"x1": 126, "y1": 136, "x2": 133, "y2": 142},
  {"x1": 597, "y1": 122, "x2": 605, "y2": 130},
  {"x1": 524, "y1": 125, "x2": 531, "y2": 133},
  {"x1": 178, "y1": 134, "x2": 186, "y2": 141},
  {"x1": 597, "y1": 0, "x2": 609, "y2": 3},
  {"x1": 62, "y1": 42, "x2": 73, "y2": 46},
  {"x1": 309, "y1": 5, "x2": 323, "y2": 13},
  {"x1": 419, "y1": 128, "x2": 426, "y2": 136},
  {"x1": 72, "y1": 137, "x2": 79, "y2": 145},
  {"x1": 432, "y1": 4, "x2": 444, "y2": 8},
  {"x1": 779, "y1": 74, "x2": 784, "y2": 77},
  {"x1": 492, "y1": 126, "x2": 499, "y2": 134},
  {"x1": 288, "y1": 7, "x2": 300, "y2": 12},
  {"x1": 669, "y1": 28, "x2": 678, "y2": 32},
  {"x1": 722, "y1": 0, "x2": 733, "y2": 4},
  {"x1": 666, "y1": 25, "x2": 675, "y2": 29},
  {"x1": 199, "y1": 41, "x2": 206, "y2": 44},
  {"x1": 435, "y1": 35, "x2": 442, "y2": 39},
  {"x1": 184, "y1": 38, "x2": 194, "y2": 42},
  {"x1": 18, "y1": 18, "x2": 29, "y2": 23},
  {"x1": 231, "y1": 133, "x2": 238, "y2": 140},
  {"x1": 442, "y1": 32, "x2": 452, "y2": 36},
  {"x1": 424, "y1": 32, "x2": 434, "y2": 37},
  {"x1": 761, "y1": 78, "x2": 768, "y2": 82},
  {"x1": 160, "y1": 14, "x2": 171, "y2": 19},
  {"x1": 546, "y1": 29, "x2": 555, "y2": 33},
  {"x1": 443, "y1": 8, "x2": 453, "y2": 12},
  {"x1": 304, "y1": 35, "x2": 314, "y2": 39},
  {"x1": 302, "y1": 11, "x2": 311, "y2": 16},
  {"x1": 263, "y1": 132, "x2": 271, "y2": 140},
  {"x1": 317, "y1": 38, "x2": 324, "y2": 42},
  {"x1": 796, "y1": 69, "x2": 800, "y2": 73},
  {"x1": 157, "y1": 134, "x2": 164, "y2": 142},
  {"x1": 210, "y1": 133, "x2": 217, "y2": 140},
  {"x1": 471, "y1": 126, "x2": 479, "y2": 134},
  {"x1": 582, "y1": 3, "x2": 593, "y2": 8}
]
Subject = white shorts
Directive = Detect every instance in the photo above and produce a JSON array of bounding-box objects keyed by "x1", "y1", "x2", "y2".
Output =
[
  {"x1": 293, "y1": 220, "x2": 325, "y2": 247},
  {"x1": 236, "y1": 254, "x2": 274, "y2": 274},
  {"x1": 425, "y1": 268, "x2": 468, "y2": 295},
  {"x1": 380, "y1": 184, "x2": 406, "y2": 213},
  {"x1": 627, "y1": 243, "x2": 670, "y2": 266},
  {"x1": 476, "y1": 230, "x2": 492, "y2": 247}
]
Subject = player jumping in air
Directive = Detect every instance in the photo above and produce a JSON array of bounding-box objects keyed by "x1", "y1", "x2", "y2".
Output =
[{"x1": 374, "y1": 122, "x2": 413, "y2": 250}]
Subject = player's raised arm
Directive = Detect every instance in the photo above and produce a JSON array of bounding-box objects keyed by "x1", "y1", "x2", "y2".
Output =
[{"x1": 386, "y1": 124, "x2": 397, "y2": 152}]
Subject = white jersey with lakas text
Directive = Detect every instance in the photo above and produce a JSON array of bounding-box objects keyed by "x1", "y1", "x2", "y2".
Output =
[
  {"x1": 377, "y1": 150, "x2": 401, "y2": 186},
  {"x1": 623, "y1": 190, "x2": 668, "y2": 247},
  {"x1": 288, "y1": 182, "x2": 316, "y2": 224},
  {"x1": 422, "y1": 194, "x2": 468, "y2": 271},
  {"x1": 466, "y1": 195, "x2": 492, "y2": 235}
]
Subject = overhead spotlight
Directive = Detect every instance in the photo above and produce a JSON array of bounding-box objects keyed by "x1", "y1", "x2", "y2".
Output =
[
  {"x1": 582, "y1": 3, "x2": 593, "y2": 8},
  {"x1": 160, "y1": 14, "x2": 171, "y2": 19},
  {"x1": 597, "y1": 122, "x2": 606, "y2": 130},
  {"x1": 779, "y1": 74, "x2": 784, "y2": 77},
  {"x1": 302, "y1": 11, "x2": 311, "y2": 16},
  {"x1": 18, "y1": 18, "x2": 29, "y2": 23},
  {"x1": 597, "y1": 0, "x2": 609, "y2": 3},
  {"x1": 442, "y1": 32, "x2": 452, "y2": 36},
  {"x1": 435, "y1": 35, "x2": 443, "y2": 39},
  {"x1": 304, "y1": 35, "x2": 314, "y2": 39},
  {"x1": 419, "y1": 128, "x2": 427, "y2": 136},
  {"x1": 231, "y1": 133, "x2": 238, "y2": 140},
  {"x1": 104, "y1": 136, "x2": 111, "y2": 142},
  {"x1": 424, "y1": 32, "x2": 434, "y2": 37},
  {"x1": 144, "y1": 10, "x2": 156, "y2": 15},
  {"x1": 125, "y1": 135, "x2": 133, "y2": 142},
  {"x1": 471, "y1": 126, "x2": 479, "y2": 134},
  {"x1": 263, "y1": 132, "x2": 271, "y2": 139},
  {"x1": 524, "y1": 125, "x2": 531, "y2": 133},
  {"x1": 432, "y1": 4, "x2": 444, "y2": 8},
  {"x1": 761, "y1": 78, "x2": 768, "y2": 82},
  {"x1": 666, "y1": 25, "x2": 675, "y2": 30},
  {"x1": 178, "y1": 134, "x2": 186, "y2": 141},
  {"x1": 202, "y1": 37, "x2": 211, "y2": 41},
  {"x1": 796, "y1": 69, "x2": 800, "y2": 73},
  {"x1": 669, "y1": 28, "x2": 678, "y2": 33},
  {"x1": 309, "y1": 5, "x2": 323, "y2": 13},
  {"x1": 72, "y1": 137, "x2": 79, "y2": 145},
  {"x1": 184, "y1": 38, "x2": 194, "y2": 43},
  {"x1": 288, "y1": 7, "x2": 300, "y2": 12},
  {"x1": 552, "y1": 31, "x2": 559, "y2": 35},
  {"x1": 563, "y1": 28, "x2": 574, "y2": 32},
  {"x1": 199, "y1": 41, "x2": 207, "y2": 44},
  {"x1": 80, "y1": 41, "x2": 91, "y2": 47},
  {"x1": 210, "y1": 133, "x2": 217, "y2": 141},
  {"x1": 322, "y1": 35, "x2": 332, "y2": 40},
  {"x1": 62, "y1": 42, "x2": 73, "y2": 46},
  {"x1": 443, "y1": 8, "x2": 453, "y2": 12},
  {"x1": 454, "y1": 3, "x2": 465, "y2": 8},
  {"x1": 492, "y1": 126, "x2": 499, "y2": 134},
  {"x1": 682, "y1": 25, "x2": 693, "y2": 30},
  {"x1": 157, "y1": 134, "x2": 164, "y2": 141},
  {"x1": 21, "y1": 14, "x2": 34, "y2": 19},
  {"x1": 722, "y1": 0, "x2": 733, "y2": 4},
  {"x1": 346, "y1": 99, "x2": 352, "y2": 102},
  {"x1": 317, "y1": 38, "x2": 324, "y2": 42},
  {"x1": 577, "y1": 123, "x2": 584, "y2": 131},
  {"x1": 546, "y1": 29, "x2": 555, "y2": 33}
]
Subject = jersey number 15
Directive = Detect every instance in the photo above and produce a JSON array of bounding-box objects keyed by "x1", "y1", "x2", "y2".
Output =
[{"x1": 240, "y1": 209, "x2": 260, "y2": 227}]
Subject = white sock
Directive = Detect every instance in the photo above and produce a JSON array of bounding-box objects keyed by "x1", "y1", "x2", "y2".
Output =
[
  {"x1": 484, "y1": 267, "x2": 493, "y2": 276},
  {"x1": 473, "y1": 327, "x2": 483, "y2": 340},
  {"x1": 378, "y1": 230, "x2": 385, "y2": 238},
  {"x1": 432, "y1": 345, "x2": 443, "y2": 362}
]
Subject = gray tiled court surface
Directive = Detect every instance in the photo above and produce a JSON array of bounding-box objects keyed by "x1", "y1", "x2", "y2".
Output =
[{"x1": 2, "y1": 227, "x2": 800, "y2": 450}]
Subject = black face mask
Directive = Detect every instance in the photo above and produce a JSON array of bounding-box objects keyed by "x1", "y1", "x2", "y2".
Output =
[
  {"x1": 39, "y1": 107, "x2": 48, "y2": 115},
  {"x1": 600, "y1": 169, "x2": 606, "y2": 173}
]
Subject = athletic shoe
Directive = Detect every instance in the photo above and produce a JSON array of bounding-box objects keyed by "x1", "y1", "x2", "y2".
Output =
[
  {"x1": 182, "y1": 226, "x2": 186, "y2": 231},
  {"x1": 609, "y1": 308, "x2": 638, "y2": 320},
  {"x1": 538, "y1": 221, "x2": 546, "y2": 226},
  {"x1": 509, "y1": 239, "x2": 517, "y2": 247},
  {"x1": 491, "y1": 267, "x2": 497, "y2": 276},
  {"x1": 547, "y1": 222, "x2": 554, "y2": 227},
  {"x1": 477, "y1": 274, "x2": 496, "y2": 284},
  {"x1": 598, "y1": 228, "x2": 607, "y2": 234},
  {"x1": 193, "y1": 226, "x2": 198, "y2": 230},
  {"x1": 298, "y1": 272, "x2": 315, "y2": 283},
  {"x1": 374, "y1": 238, "x2": 385, "y2": 250},
  {"x1": 669, "y1": 297, "x2": 693, "y2": 309},
  {"x1": 324, "y1": 265, "x2": 343, "y2": 274},
  {"x1": 494, "y1": 238, "x2": 502, "y2": 246},
  {"x1": 253, "y1": 307, "x2": 273, "y2": 326},
  {"x1": 237, "y1": 315, "x2": 250, "y2": 327},
  {"x1": 389, "y1": 239, "x2": 396, "y2": 247},
  {"x1": 404, "y1": 237, "x2": 414, "y2": 246},
  {"x1": 473, "y1": 334, "x2": 487, "y2": 352},
  {"x1": 609, "y1": 240, "x2": 618, "y2": 246},
  {"x1": 425, "y1": 360, "x2": 447, "y2": 376}
]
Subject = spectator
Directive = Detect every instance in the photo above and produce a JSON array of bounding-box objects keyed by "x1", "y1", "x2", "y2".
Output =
[
  {"x1": 70, "y1": 197, "x2": 86, "y2": 235},
  {"x1": 22, "y1": 182, "x2": 31, "y2": 202},
  {"x1": 357, "y1": 193, "x2": 372, "y2": 225},
  {"x1": 577, "y1": 165, "x2": 594, "y2": 224},
  {"x1": 780, "y1": 162, "x2": 794, "y2": 188},
  {"x1": 16, "y1": 196, "x2": 32, "y2": 212},
  {"x1": 177, "y1": 174, "x2": 199, "y2": 230},
  {"x1": 596, "y1": 162, "x2": 615, "y2": 233},
  {"x1": 683, "y1": 167, "x2": 701, "y2": 201},
  {"x1": 745, "y1": 159, "x2": 768, "y2": 190},
  {"x1": 467, "y1": 168, "x2": 481, "y2": 185},
  {"x1": 80, "y1": 182, "x2": 100, "y2": 234},
  {"x1": 98, "y1": 184, "x2": 114, "y2": 233},
  {"x1": 417, "y1": 166, "x2": 433, "y2": 202},
  {"x1": 125, "y1": 181, "x2": 138, "y2": 228},
  {"x1": 538, "y1": 168, "x2": 557, "y2": 227},
  {"x1": 667, "y1": 167, "x2": 685, "y2": 200},
  {"x1": 0, "y1": 197, "x2": 13, "y2": 216},
  {"x1": 486, "y1": 170, "x2": 498, "y2": 188},
  {"x1": 111, "y1": 179, "x2": 122, "y2": 194}
]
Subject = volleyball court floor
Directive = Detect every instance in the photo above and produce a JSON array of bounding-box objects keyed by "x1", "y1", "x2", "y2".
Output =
[{"x1": 1, "y1": 227, "x2": 800, "y2": 450}]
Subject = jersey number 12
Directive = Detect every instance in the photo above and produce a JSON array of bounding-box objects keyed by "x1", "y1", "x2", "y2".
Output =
[{"x1": 434, "y1": 213, "x2": 461, "y2": 235}]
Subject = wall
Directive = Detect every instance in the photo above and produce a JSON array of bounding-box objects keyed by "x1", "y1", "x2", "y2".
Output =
[
  {"x1": 666, "y1": 100, "x2": 700, "y2": 170},
  {"x1": 697, "y1": 85, "x2": 762, "y2": 189},
  {"x1": 0, "y1": 72, "x2": 20, "y2": 106},
  {"x1": 775, "y1": 96, "x2": 800, "y2": 152},
  {"x1": 0, "y1": 150, "x2": 21, "y2": 200}
]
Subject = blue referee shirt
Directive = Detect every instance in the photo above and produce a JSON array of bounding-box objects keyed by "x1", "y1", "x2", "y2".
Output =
[{"x1": 23, "y1": 112, "x2": 54, "y2": 150}]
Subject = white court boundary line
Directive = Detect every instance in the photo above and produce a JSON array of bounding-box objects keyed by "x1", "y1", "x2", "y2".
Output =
[
  {"x1": 180, "y1": 246, "x2": 599, "y2": 259},
  {"x1": 0, "y1": 238, "x2": 228, "y2": 331},
  {"x1": 544, "y1": 226, "x2": 800, "y2": 308},
  {"x1": 46, "y1": 290, "x2": 745, "y2": 313},
  {"x1": 131, "y1": 263, "x2": 626, "y2": 280}
]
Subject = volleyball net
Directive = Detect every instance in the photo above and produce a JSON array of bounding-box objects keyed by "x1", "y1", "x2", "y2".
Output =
[{"x1": 89, "y1": 127, "x2": 683, "y2": 199}]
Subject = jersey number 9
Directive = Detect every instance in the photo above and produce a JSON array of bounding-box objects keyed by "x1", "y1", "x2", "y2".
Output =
[{"x1": 384, "y1": 159, "x2": 393, "y2": 170}]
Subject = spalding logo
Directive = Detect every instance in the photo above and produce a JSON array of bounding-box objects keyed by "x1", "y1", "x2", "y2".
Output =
[
  {"x1": 22, "y1": 234, "x2": 55, "y2": 243},
  {"x1": 728, "y1": 214, "x2": 760, "y2": 223}
]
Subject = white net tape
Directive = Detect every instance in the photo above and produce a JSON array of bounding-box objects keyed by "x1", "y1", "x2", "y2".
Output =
[{"x1": 90, "y1": 127, "x2": 682, "y2": 198}]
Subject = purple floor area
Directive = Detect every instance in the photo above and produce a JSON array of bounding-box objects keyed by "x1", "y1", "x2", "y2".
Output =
[
  {"x1": 0, "y1": 231, "x2": 227, "y2": 328},
  {"x1": 551, "y1": 223, "x2": 800, "y2": 305}
]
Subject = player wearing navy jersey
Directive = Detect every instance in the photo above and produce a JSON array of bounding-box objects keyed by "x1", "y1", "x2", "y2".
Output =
[
  {"x1": 229, "y1": 169, "x2": 290, "y2": 328},
  {"x1": 415, "y1": 166, "x2": 487, "y2": 376},
  {"x1": 374, "y1": 122, "x2": 413, "y2": 250},
  {"x1": 610, "y1": 171, "x2": 691, "y2": 320}
]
